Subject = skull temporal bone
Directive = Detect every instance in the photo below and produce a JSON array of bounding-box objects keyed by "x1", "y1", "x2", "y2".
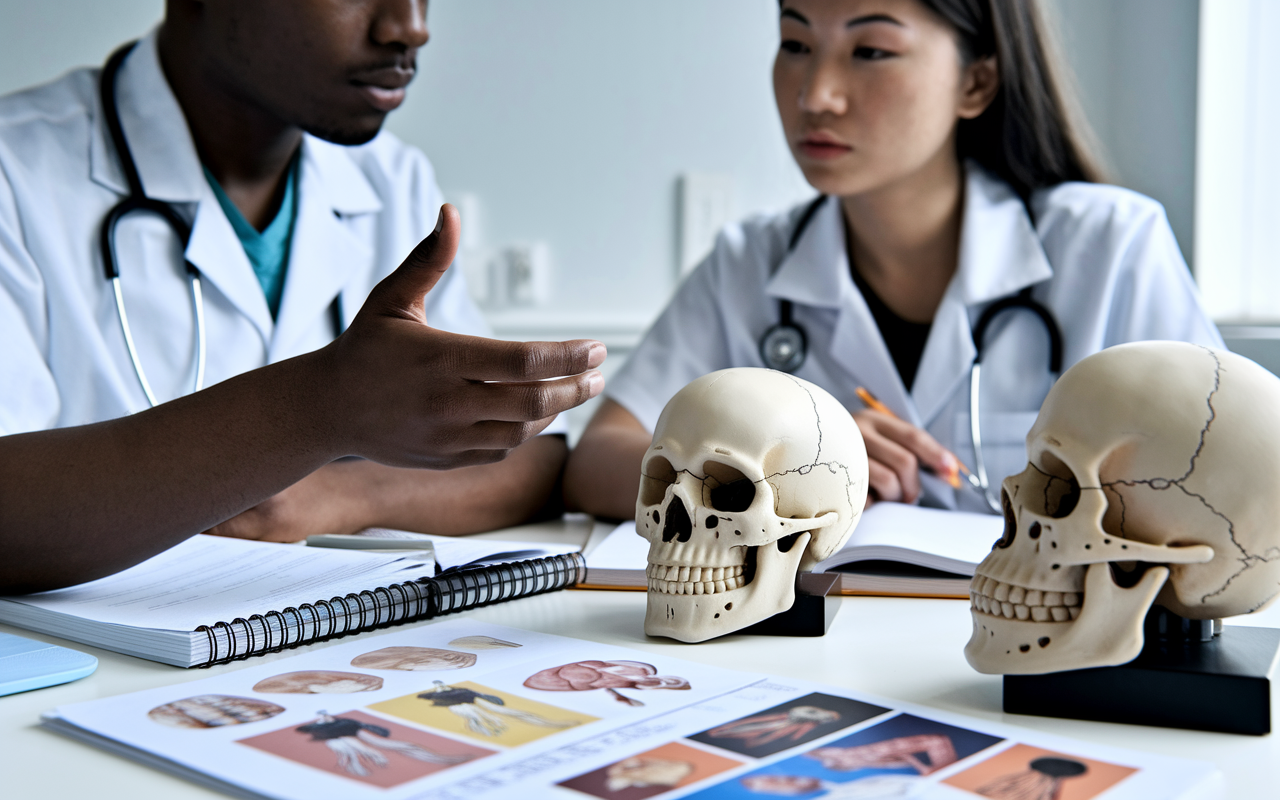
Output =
[
  {"x1": 966, "y1": 342, "x2": 1280, "y2": 674},
  {"x1": 637, "y1": 368, "x2": 869, "y2": 642}
]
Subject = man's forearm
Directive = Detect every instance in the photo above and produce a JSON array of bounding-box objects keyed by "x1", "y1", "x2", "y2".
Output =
[
  {"x1": 0, "y1": 351, "x2": 342, "y2": 593},
  {"x1": 354, "y1": 435, "x2": 569, "y2": 535}
]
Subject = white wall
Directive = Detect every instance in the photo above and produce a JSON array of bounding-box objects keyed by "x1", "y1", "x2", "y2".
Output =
[
  {"x1": 0, "y1": 1, "x2": 164, "y2": 93},
  {"x1": 1047, "y1": 0, "x2": 1200, "y2": 272},
  {"x1": 394, "y1": 0, "x2": 810, "y2": 323}
]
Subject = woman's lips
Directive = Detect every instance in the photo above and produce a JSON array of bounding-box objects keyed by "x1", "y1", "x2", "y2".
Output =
[{"x1": 798, "y1": 138, "x2": 852, "y2": 160}]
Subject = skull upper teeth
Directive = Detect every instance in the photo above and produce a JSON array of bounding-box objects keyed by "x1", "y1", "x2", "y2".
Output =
[
  {"x1": 969, "y1": 575, "x2": 1081, "y2": 622},
  {"x1": 646, "y1": 563, "x2": 746, "y2": 594}
]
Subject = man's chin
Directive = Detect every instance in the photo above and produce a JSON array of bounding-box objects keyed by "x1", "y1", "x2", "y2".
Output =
[{"x1": 303, "y1": 117, "x2": 385, "y2": 147}]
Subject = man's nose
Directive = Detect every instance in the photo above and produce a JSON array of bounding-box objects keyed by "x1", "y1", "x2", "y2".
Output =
[{"x1": 373, "y1": 0, "x2": 430, "y2": 50}]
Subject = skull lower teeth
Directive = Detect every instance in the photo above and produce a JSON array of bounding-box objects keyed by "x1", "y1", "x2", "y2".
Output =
[
  {"x1": 646, "y1": 563, "x2": 746, "y2": 595},
  {"x1": 969, "y1": 575, "x2": 1081, "y2": 622}
]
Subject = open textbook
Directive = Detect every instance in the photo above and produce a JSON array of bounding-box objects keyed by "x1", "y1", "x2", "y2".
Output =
[
  {"x1": 42, "y1": 619, "x2": 1220, "y2": 800},
  {"x1": 0, "y1": 535, "x2": 581, "y2": 668},
  {"x1": 584, "y1": 503, "x2": 1003, "y2": 598}
]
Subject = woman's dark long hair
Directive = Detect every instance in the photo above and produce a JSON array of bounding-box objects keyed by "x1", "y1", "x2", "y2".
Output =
[{"x1": 921, "y1": 0, "x2": 1107, "y2": 198}]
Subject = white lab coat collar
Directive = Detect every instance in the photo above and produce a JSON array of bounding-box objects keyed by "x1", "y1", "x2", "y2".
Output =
[
  {"x1": 765, "y1": 165, "x2": 1054, "y2": 427},
  {"x1": 913, "y1": 165, "x2": 1053, "y2": 425},
  {"x1": 88, "y1": 32, "x2": 383, "y2": 352}
]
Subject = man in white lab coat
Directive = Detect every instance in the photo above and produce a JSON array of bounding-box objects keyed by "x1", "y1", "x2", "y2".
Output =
[{"x1": 0, "y1": 1, "x2": 603, "y2": 592}]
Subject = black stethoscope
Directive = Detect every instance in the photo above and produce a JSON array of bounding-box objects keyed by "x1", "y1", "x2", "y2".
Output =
[
  {"x1": 100, "y1": 42, "x2": 205, "y2": 408},
  {"x1": 759, "y1": 195, "x2": 1064, "y2": 510},
  {"x1": 98, "y1": 42, "x2": 343, "y2": 409}
]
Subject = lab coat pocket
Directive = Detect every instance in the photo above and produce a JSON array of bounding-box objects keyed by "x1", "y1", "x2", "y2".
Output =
[{"x1": 954, "y1": 410, "x2": 1040, "y2": 491}]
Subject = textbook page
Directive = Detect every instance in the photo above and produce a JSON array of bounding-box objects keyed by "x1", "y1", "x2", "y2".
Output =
[
  {"x1": 44, "y1": 620, "x2": 1221, "y2": 800},
  {"x1": 811, "y1": 502, "x2": 1003, "y2": 576},
  {"x1": 4, "y1": 535, "x2": 429, "y2": 631}
]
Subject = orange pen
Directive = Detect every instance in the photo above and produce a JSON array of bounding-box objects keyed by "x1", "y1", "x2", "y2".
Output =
[{"x1": 854, "y1": 386, "x2": 975, "y2": 491}]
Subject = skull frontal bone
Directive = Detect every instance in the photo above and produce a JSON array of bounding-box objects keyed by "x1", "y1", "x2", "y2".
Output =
[
  {"x1": 966, "y1": 343, "x2": 1280, "y2": 674},
  {"x1": 637, "y1": 369, "x2": 868, "y2": 643}
]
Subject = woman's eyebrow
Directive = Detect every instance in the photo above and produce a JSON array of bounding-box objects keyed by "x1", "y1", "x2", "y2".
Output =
[
  {"x1": 781, "y1": 8, "x2": 810, "y2": 25},
  {"x1": 847, "y1": 14, "x2": 904, "y2": 28}
]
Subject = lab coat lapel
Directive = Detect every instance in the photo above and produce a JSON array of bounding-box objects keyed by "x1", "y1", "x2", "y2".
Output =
[
  {"x1": 911, "y1": 166, "x2": 1054, "y2": 427},
  {"x1": 767, "y1": 199, "x2": 919, "y2": 425},
  {"x1": 269, "y1": 137, "x2": 381, "y2": 360},
  {"x1": 89, "y1": 32, "x2": 275, "y2": 345}
]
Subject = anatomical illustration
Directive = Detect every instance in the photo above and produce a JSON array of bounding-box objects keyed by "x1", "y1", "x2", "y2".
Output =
[
  {"x1": 523, "y1": 660, "x2": 690, "y2": 706},
  {"x1": 966, "y1": 342, "x2": 1280, "y2": 674},
  {"x1": 449, "y1": 635, "x2": 521, "y2": 650},
  {"x1": 351, "y1": 647, "x2": 477, "y2": 671},
  {"x1": 415, "y1": 680, "x2": 580, "y2": 737},
  {"x1": 738, "y1": 773, "x2": 922, "y2": 798},
  {"x1": 557, "y1": 741, "x2": 744, "y2": 800},
  {"x1": 704, "y1": 706, "x2": 843, "y2": 749},
  {"x1": 148, "y1": 694, "x2": 284, "y2": 729},
  {"x1": 808, "y1": 734, "x2": 957, "y2": 775},
  {"x1": 689, "y1": 693, "x2": 888, "y2": 758},
  {"x1": 636, "y1": 368, "x2": 869, "y2": 642},
  {"x1": 252, "y1": 670, "x2": 383, "y2": 694},
  {"x1": 295, "y1": 712, "x2": 471, "y2": 777},
  {"x1": 943, "y1": 743, "x2": 1137, "y2": 800},
  {"x1": 974, "y1": 757, "x2": 1088, "y2": 800},
  {"x1": 606, "y1": 757, "x2": 695, "y2": 792}
]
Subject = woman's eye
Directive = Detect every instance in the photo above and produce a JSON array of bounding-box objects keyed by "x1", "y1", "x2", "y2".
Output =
[
  {"x1": 852, "y1": 46, "x2": 892, "y2": 60},
  {"x1": 780, "y1": 39, "x2": 810, "y2": 55}
]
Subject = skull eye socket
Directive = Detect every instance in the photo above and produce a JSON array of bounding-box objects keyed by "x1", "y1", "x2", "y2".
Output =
[
  {"x1": 640, "y1": 456, "x2": 676, "y2": 506},
  {"x1": 702, "y1": 461, "x2": 757, "y2": 512},
  {"x1": 1023, "y1": 452, "x2": 1081, "y2": 519}
]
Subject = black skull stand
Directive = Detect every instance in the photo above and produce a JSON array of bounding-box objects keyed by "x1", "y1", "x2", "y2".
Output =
[
  {"x1": 740, "y1": 572, "x2": 842, "y2": 637},
  {"x1": 1003, "y1": 605, "x2": 1280, "y2": 735}
]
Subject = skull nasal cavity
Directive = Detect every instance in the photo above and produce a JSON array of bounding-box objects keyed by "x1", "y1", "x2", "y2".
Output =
[
  {"x1": 662, "y1": 497, "x2": 693, "y2": 543},
  {"x1": 996, "y1": 491, "x2": 1017, "y2": 549}
]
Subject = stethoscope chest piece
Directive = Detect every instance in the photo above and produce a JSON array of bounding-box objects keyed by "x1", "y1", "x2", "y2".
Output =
[{"x1": 759, "y1": 318, "x2": 807, "y2": 373}]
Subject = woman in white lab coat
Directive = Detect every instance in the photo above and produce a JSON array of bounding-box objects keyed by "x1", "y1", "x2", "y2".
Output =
[{"x1": 565, "y1": 0, "x2": 1221, "y2": 518}]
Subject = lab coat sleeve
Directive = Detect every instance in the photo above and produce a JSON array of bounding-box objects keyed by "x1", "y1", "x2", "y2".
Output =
[
  {"x1": 0, "y1": 157, "x2": 59, "y2": 436},
  {"x1": 1099, "y1": 202, "x2": 1224, "y2": 349},
  {"x1": 607, "y1": 230, "x2": 743, "y2": 432}
]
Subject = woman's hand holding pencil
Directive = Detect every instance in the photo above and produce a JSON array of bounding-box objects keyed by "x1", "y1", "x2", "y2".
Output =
[{"x1": 852, "y1": 387, "x2": 982, "y2": 506}]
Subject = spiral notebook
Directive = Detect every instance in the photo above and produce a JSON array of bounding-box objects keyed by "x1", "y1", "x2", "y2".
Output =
[{"x1": 0, "y1": 535, "x2": 583, "y2": 668}]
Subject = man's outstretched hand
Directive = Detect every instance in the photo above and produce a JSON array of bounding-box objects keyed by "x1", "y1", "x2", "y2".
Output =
[{"x1": 321, "y1": 203, "x2": 605, "y2": 469}]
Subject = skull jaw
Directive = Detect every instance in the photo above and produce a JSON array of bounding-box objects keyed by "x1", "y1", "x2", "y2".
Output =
[
  {"x1": 964, "y1": 562, "x2": 1170, "y2": 674},
  {"x1": 644, "y1": 534, "x2": 810, "y2": 643}
]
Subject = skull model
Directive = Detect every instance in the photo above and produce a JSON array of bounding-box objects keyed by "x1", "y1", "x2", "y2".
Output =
[
  {"x1": 637, "y1": 368, "x2": 868, "y2": 642},
  {"x1": 966, "y1": 342, "x2": 1280, "y2": 674}
]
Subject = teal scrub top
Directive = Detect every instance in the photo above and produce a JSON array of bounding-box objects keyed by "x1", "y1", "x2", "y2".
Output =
[{"x1": 203, "y1": 155, "x2": 300, "y2": 319}]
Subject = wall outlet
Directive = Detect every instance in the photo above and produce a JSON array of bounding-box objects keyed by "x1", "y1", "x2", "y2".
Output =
[
  {"x1": 474, "y1": 243, "x2": 551, "y2": 309},
  {"x1": 678, "y1": 172, "x2": 735, "y2": 276}
]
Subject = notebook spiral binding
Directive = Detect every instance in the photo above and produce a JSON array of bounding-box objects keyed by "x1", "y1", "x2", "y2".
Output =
[{"x1": 195, "y1": 552, "x2": 585, "y2": 667}]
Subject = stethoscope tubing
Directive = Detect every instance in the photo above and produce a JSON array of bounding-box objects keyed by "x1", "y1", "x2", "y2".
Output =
[
  {"x1": 761, "y1": 194, "x2": 1065, "y2": 510},
  {"x1": 99, "y1": 42, "x2": 206, "y2": 408}
]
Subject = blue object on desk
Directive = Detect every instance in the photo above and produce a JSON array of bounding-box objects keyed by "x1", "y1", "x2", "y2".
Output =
[{"x1": 0, "y1": 632, "x2": 97, "y2": 696}]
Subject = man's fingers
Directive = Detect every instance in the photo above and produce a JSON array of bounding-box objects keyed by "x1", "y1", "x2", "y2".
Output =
[
  {"x1": 447, "y1": 335, "x2": 607, "y2": 382},
  {"x1": 365, "y1": 204, "x2": 462, "y2": 320},
  {"x1": 466, "y1": 371, "x2": 605, "y2": 423}
]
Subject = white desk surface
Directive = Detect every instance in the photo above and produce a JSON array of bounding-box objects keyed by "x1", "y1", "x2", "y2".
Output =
[{"x1": 3, "y1": 519, "x2": 1277, "y2": 799}]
